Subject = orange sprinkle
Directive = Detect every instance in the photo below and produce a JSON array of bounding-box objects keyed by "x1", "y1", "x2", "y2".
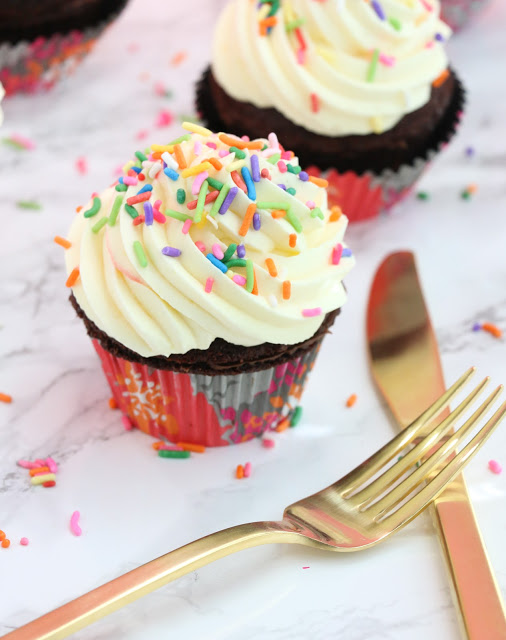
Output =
[
  {"x1": 308, "y1": 176, "x2": 329, "y2": 188},
  {"x1": 271, "y1": 209, "x2": 287, "y2": 219},
  {"x1": 239, "y1": 204, "x2": 257, "y2": 236},
  {"x1": 0, "y1": 393, "x2": 12, "y2": 403},
  {"x1": 259, "y1": 16, "x2": 277, "y2": 35},
  {"x1": 151, "y1": 151, "x2": 163, "y2": 161},
  {"x1": 54, "y1": 236, "x2": 72, "y2": 249},
  {"x1": 236, "y1": 464, "x2": 244, "y2": 479},
  {"x1": 346, "y1": 394, "x2": 358, "y2": 408},
  {"x1": 65, "y1": 267, "x2": 80, "y2": 288},
  {"x1": 108, "y1": 397, "x2": 117, "y2": 410},
  {"x1": 0, "y1": 530, "x2": 5, "y2": 541},
  {"x1": 466, "y1": 183, "x2": 478, "y2": 194},
  {"x1": 329, "y1": 206, "x2": 342, "y2": 222},
  {"x1": 432, "y1": 68, "x2": 450, "y2": 88},
  {"x1": 265, "y1": 258, "x2": 278, "y2": 277},
  {"x1": 1, "y1": 539, "x2": 10, "y2": 549},
  {"x1": 231, "y1": 170, "x2": 248, "y2": 193},
  {"x1": 282, "y1": 281, "x2": 291, "y2": 300},
  {"x1": 218, "y1": 133, "x2": 263, "y2": 150},
  {"x1": 177, "y1": 442, "x2": 206, "y2": 453},
  {"x1": 207, "y1": 157, "x2": 223, "y2": 171},
  {"x1": 275, "y1": 418, "x2": 290, "y2": 433},
  {"x1": 152, "y1": 441, "x2": 165, "y2": 451},
  {"x1": 252, "y1": 269, "x2": 258, "y2": 296},
  {"x1": 173, "y1": 144, "x2": 187, "y2": 169},
  {"x1": 29, "y1": 466, "x2": 50, "y2": 477},
  {"x1": 289, "y1": 234, "x2": 297, "y2": 248},
  {"x1": 170, "y1": 50, "x2": 187, "y2": 67},
  {"x1": 482, "y1": 323, "x2": 502, "y2": 338},
  {"x1": 75, "y1": 206, "x2": 82, "y2": 213}
]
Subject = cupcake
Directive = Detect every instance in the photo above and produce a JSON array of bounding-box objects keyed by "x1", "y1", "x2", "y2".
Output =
[
  {"x1": 440, "y1": 0, "x2": 492, "y2": 31},
  {"x1": 197, "y1": 0, "x2": 465, "y2": 222},
  {"x1": 0, "y1": 0, "x2": 129, "y2": 96},
  {"x1": 63, "y1": 124, "x2": 354, "y2": 447}
]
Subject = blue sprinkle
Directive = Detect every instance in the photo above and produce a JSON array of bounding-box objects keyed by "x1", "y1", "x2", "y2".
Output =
[
  {"x1": 162, "y1": 246, "x2": 181, "y2": 257},
  {"x1": 137, "y1": 184, "x2": 153, "y2": 195},
  {"x1": 241, "y1": 166, "x2": 256, "y2": 200},
  {"x1": 342, "y1": 248, "x2": 353, "y2": 257},
  {"x1": 435, "y1": 33, "x2": 444, "y2": 42},
  {"x1": 131, "y1": 166, "x2": 142, "y2": 174},
  {"x1": 237, "y1": 244, "x2": 246, "y2": 258},
  {"x1": 465, "y1": 146, "x2": 475, "y2": 157},
  {"x1": 164, "y1": 167, "x2": 179, "y2": 181},
  {"x1": 207, "y1": 253, "x2": 228, "y2": 273},
  {"x1": 144, "y1": 202, "x2": 154, "y2": 226},
  {"x1": 371, "y1": 0, "x2": 385, "y2": 20},
  {"x1": 253, "y1": 212, "x2": 261, "y2": 230},
  {"x1": 472, "y1": 323, "x2": 482, "y2": 332},
  {"x1": 250, "y1": 154, "x2": 261, "y2": 182},
  {"x1": 118, "y1": 176, "x2": 125, "y2": 184},
  {"x1": 299, "y1": 171, "x2": 309, "y2": 182},
  {"x1": 219, "y1": 186, "x2": 238, "y2": 215},
  {"x1": 278, "y1": 184, "x2": 286, "y2": 190}
]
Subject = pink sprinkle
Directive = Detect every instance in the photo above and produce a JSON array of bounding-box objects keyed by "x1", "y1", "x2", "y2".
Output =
[
  {"x1": 182, "y1": 219, "x2": 193, "y2": 234},
  {"x1": 420, "y1": 0, "x2": 433, "y2": 10},
  {"x1": 195, "y1": 241, "x2": 206, "y2": 253},
  {"x1": 262, "y1": 147, "x2": 280, "y2": 158},
  {"x1": 488, "y1": 460, "x2": 502, "y2": 474},
  {"x1": 34, "y1": 459, "x2": 46, "y2": 467},
  {"x1": 232, "y1": 274, "x2": 246, "y2": 286},
  {"x1": 277, "y1": 161, "x2": 287, "y2": 173},
  {"x1": 46, "y1": 458, "x2": 58, "y2": 474},
  {"x1": 241, "y1": 135, "x2": 250, "y2": 142},
  {"x1": 192, "y1": 171, "x2": 209, "y2": 195},
  {"x1": 205, "y1": 277, "x2": 214, "y2": 293},
  {"x1": 268, "y1": 132, "x2": 279, "y2": 149},
  {"x1": 244, "y1": 462, "x2": 252, "y2": 478},
  {"x1": 155, "y1": 109, "x2": 173, "y2": 128},
  {"x1": 262, "y1": 438, "x2": 275, "y2": 449},
  {"x1": 261, "y1": 168, "x2": 271, "y2": 179},
  {"x1": 75, "y1": 157, "x2": 88, "y2": 175},
  {"x1": 425, "y1": 41, "x2": 435, "y2": 49},
  {"x1": 10, "y1": 133, "x2": 36, "y2": 150},
  {"x1": 158, "y1": 445, "x2": 185, "y2": 452},
  {"x1": 153, "y1": 209, "x2": 167, "y2": 224},
  {"x1": 281, "y1": 151, "x2": 292, "y2": 161},
  {"x1": 194, "y1": 141, "x2": 202, "y2": 155},
  {"x1": 212, "y1": 243, "x2": 224, "y2": 260},
  {"x1": 302, "y1": 566, "x2": 310, "y2": 569},
  {"x1": 17, "y1": 460, "x2": 39, "y2": 469},
  {"x1": 296, "y1": 48, "x2": 306, "y2": 65},
  {"x1": 154, "y1": 82, "x2": 166, "y2": 96},
  {"x1": 218, "y1": 149, "x2": 229, "y2": 158},
  {"x1": 135, "y1": 129, "x2": 149, "y2": 140},
  {"x1": 20, "y1": 537, "x2": 29, "y2": 546},
  {"x1": 123, "y1": 176, "x2": 138, "y2": 186},
  {"x1": 122, "y1": 415, "x2": 133, "y2": 431},
  {"x1": 206, "y1": 142, "x2": 217, "y2": 149},
  {"x1": 332, "y1": 243, "x2": 343, "y2": 265},
  {"x1": 379, "y1": 53, "x2": 396, "y2": 67},
  {"x1": 310, "y1": 93, "x2": 320, "y2": 113},
  {"x1": 302, "y1": 307, "x2": 322, "y2": 318},
  {"x1": 306, "y1": 200, "x2": 315, "y2": 209},
  {"x1": 70, "y1": 511, "x2": 82, "y2": 537}
]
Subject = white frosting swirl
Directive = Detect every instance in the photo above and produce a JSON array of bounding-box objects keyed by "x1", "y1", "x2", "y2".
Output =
[
  {"x1": 65, "y1": 127, "x2": 354, "y2": 358},
  {"x1": 212, "y1": 0, "x2": 452, "y2": 136}
]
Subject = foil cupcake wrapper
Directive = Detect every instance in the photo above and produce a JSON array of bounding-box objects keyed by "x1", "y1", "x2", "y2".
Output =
[
  {"x1": 93, "y1": 339, "x2": 322, "y2": 447},
  {"x1": 0, "y1": 0, "x2": 128, "y2": 96},
  {"x1": 441, "y1": 0, "x2": 492, "y2": 31}
]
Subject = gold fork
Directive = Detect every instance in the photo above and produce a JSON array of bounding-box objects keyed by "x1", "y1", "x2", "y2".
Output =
[{"x1": 5, "y1": 368, "x2": 505, "y2": 640}]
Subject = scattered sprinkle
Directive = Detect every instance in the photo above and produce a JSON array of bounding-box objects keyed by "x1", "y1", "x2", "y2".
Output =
[
  {"x1": 481, "y1": 322, "x2": 502, "y2": 338},
  {"x1": 236, "y1": 464, "x2": 244, "y2": 479},
  {"x1": 1, "y1": 539, "x2": 10, "y2": 549},
  {"x1": 262, "y1": 438, "x2": 275, "y2": 449},
  {"x1": 244, "y1": 462, "x2": 252, "y2": 478},
  {"x1": 75, "y1": 157, "x2": 88, "y2": 175},
  {"x1": 20, "y1": 538, "x2": 29, "y2": 546},
  {"x1": 433, "y1": 68, "x2": 450, "y2": 88},
  {"x1": 31, "y1": 473, "x2": 56, "y2": 486},
  {"x1": 65, "y1": 267, "x2": 80, "y2": 288},
  {"x1": 170, "y1": 50, "x2": 187, "y2": 66},
  {"x1": 465, "y1": 146, "x2": 475, "y2": 157},
  {"x1": 0, "y1": 393, "x2": 13, "y2": 403},
  {"x1": 417, "y1": 191, "x2": 429, "y2": 200},
  {"x1": 275, "y1": 418, "x2": 290, "y2": 433},
  {"x1": 158, "y1": 449, "x2": 191, "y2": 459},
  {"x1": 70, "y1": 511, "x2": 82, "y2": 537},
  {"x1": 17, "y1": 200, "x2": 42, "y2": 210},
  {"x1": 291, "y1": 406, "x2": 303, "y2": 427},
  {"x1": 488, "y1": 460, "x2": 502, "y2": 475},
  {"x1": 177, "y1": 442, "x2": 206, "y2": 453},
  {"x1": 346, "y1": 394, "x2": 358, "y2": 408},
  {"x1": 472, "y1": 323, "x2": 482, "y2": 332}
]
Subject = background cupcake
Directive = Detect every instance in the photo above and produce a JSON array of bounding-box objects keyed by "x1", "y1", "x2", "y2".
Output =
[
  {"x1": 0, "y1": 0, "x2": 129, "y2": 95},
  {"x1": 63, "y1": 124, "x2": 354, "y2": 447},
  {"x1": 197, "y1": 0, "x2": 465, "y2": 222},
  {"x1": 440, "y1": 0, "x2": 493, "y2": 31}
]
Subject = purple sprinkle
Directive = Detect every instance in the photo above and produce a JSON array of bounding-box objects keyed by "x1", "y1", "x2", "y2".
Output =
[
  {"x1": 465, "y1": 146, "x2": 475, "y2": 157},
  {"x1": 144, "y1": 201, "x2": 154, "y2": 226},
  {"x1": 219, "y1": 186, "x2": 238, "y2": 215},
  {"x1": 342, "y1": 248, "x2": 353, "y2": 257},
  {"x1": 371, "y1": 0, "x2": 385, "y2": 20},
  {"x1": 253, "y1": 212, "x2": 261, "y2": 230},
  {"x1": 299, "y1": 171, "x2": 309, "y2": 182},
  {"x1": 162, "y1": 246, "x2": 181, "y2": 257},
  {"x1": 250, "y1": 154, "x2": 260, "y2": 182},
  {"x1": 278, "y1": 184, "x2": 286, "y2": 190},
  {"x1": 237, "y1": 244, "x2": 246, "y2": 258},
  {"x1": 435, "y1": 33, "x2": 444, "y2": 42},
  {"x1": 472, "y1": 322, "x2": 482, "y2": 332}
]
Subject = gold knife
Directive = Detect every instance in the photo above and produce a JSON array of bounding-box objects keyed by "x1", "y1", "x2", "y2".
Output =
[{"x1": 366, "y1": 251, "x2": 506, "y2": 640}]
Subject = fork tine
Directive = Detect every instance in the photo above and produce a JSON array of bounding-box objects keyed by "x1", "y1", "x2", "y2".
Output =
[
  {"x1": 379, "y1": 399, "x2": 506, "y2": 529},
  {"x1": 353, "y1": 376, "x2": 490, "y2": 507},
  {"x1": 341, "y1": 367, "x2": 475, "y2": 494}
]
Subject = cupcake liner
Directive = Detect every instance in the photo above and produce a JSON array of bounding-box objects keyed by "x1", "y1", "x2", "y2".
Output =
[
  {"x1": 0, "y1": 0, "x2": 128, "y2": 96},
  {"x1": 441, "y1": 0, "x2": 492, "y2": 31},
  {"x1": 93, "y1": 339, "x2": 322, "y2": 447}
]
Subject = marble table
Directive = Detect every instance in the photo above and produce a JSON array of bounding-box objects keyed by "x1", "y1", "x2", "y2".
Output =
[{"x1": 1, "y1": 1, "x2": 505, "y2": 638}]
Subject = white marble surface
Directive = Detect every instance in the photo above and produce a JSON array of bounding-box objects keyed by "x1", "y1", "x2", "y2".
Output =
[{"x1": 1, "y1": 1, "x2": 506, "y2": 638}]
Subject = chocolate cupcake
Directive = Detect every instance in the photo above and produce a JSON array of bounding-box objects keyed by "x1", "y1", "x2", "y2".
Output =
[
  {"x1": 62, "y1": 124, "x2": 354, "y2": 447},
  {"x1": 197, "y1": 0, "x2": 465, "y2": 222}
]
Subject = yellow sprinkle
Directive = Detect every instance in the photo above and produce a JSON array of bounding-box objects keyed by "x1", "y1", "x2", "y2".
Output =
[
  {"x1": 122, "y1": 160, "x2": 135, "y2": 174},
  {"x1": 317, "y1": 47, "x2": 337, "y2": 65},
  {"x1": 283, "y1": 0, "x2": 295, "y2": 22},
  {"x1": 258, "y1": 4, "x2": 270, "y2": 20},
  {"x1": 226, "y1": 159, "x2": 248, "y2": 173},
  {"x1": 196, "y1": 210, "x2": 208, "y2": 228},
  {"x1": 181, "y1": 121, "x2": 213, "y2": 137},
  {"x1": 226, "y1": 270, "x2": 235, "y2": 279},
  {"x1": 370, "y1": 116, "x2": 384, "y2": 134},
  {"x1": 31, "y1": 473, "x2": 56, "y2": 486},
  {"x1": 181, "y1": 162, "x2": 212, "y2": 178},
  {"x1": 151, "y1": 143, "x2": 174, "y2": 153}
]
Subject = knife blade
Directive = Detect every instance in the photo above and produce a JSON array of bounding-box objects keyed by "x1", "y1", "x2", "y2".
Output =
[{"x1": 366, "y1": 251, "x2": 506, "y2": 640}]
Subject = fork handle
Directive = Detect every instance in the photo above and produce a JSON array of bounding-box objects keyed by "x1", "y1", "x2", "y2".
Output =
[{"x1": 2, "y1": 522, "x2": 291, "y2": 640}]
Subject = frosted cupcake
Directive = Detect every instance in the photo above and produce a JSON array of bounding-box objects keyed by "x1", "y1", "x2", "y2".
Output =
[
  {"x1": 63, "y1": 124, "x2": 354, "y2": 446},
  {"x1": 197, "y1": 0, "x2": 465, "y2": 222}
]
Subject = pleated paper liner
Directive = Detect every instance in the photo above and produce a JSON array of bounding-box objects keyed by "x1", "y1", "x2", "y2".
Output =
[{"x1": 93, "y1": 339, "x2": 322, "y2": 447}]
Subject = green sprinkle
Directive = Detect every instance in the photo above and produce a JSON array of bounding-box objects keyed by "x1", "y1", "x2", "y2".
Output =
[
  {"x1": 176, "y1": 188, "x2": 186, "y2": 204},
  {"x1": 268, "y1": 153, "x2": 281, "y2": 164},
  {"x1": 16, "y1": 200, "x2": 42, "y2": 210},
  {"x1": 389, "y1": 16, "x2": 402, "y2": 31},
  {"x1": 290, "y1": 406, "x2": 303, "y2": 427},
  {"x1": 165, "y1": 208, "x2": 191, "y2": 222},
  {"x1": 229, "y1": 146, "x2": 246, "y2": 159},
  {"x1": 285, "y1": 17, "x2": 305, "y2": 31},
  {"x1": 125, "y1": 204, "x2": 139, "y2": 219},
  {"x1": 286, "y1": 209, "x2": 302, "y2": 232},
  {"x1": 207, "y1": 177, "x2": 224, "y2": 191},
  {"x1": 223, "y1": 243, "x2": 238, "y2": 262},
  {"x1": 286, "y1": 163, "x2": 301, "y2": 174},
  {"x1": 108, "y1": 195, "x2": 123, "y2": 226},
  {"x1": 115, "y1": 183, "x2": 128, "y2": 192},
  {"x1": 91, "y1": 217, "x2": 108, "y2": 233},
  {"x1": 83, "y1": 197, "x2": 101, "y2": 218},
  {"x1": 133, "y1": 241, "x2": 148, "y2": 267},
  {"x1": 135, "y1": 150, "x2": 147, "y2": 163},
  {"x1": 158, "y1": 449, "x2": 191, "y2": 459},
  {"x1": 2, "y1": 137, "x2": 26, "y2": 150},
  {"x1": 257, "y1": 201, "x2": 289, "y2": 211},
  {"x1": 168, "y1": 134, "x2": 191, "y2": 146},
  {"x1": 367, "y1": 48, "x2": 380, "y2": 83},
  {"x1": 261, "y1": 144, "x2": 268, "y2": 151},
  {"x1": 461, "y1": 190, "x2": 471, "y2": 200},
  {"x1": 210, "y1": 184, "x2": 230, "y2": 217},
  {"x1": 416, "y1": 191, "x2": 429, "y2": 201},
  {"x1": 194, "y1": 180, "x2": 208, "y2": 224},
  {"x1": 310, "y1": 207, "x2": 324, "y2": 220},
  {"x1": 267, "y1": 0, "x2": 279, "y2": 16},
  {"x1": 245, "y1": 259, "x2": 254, "y2": 293},
  {"x1": 287, "y1": 187, "x2": 296, "y2": 196},
  {"x1": 224, "y1": 258, "x2": 247, "y2": 268}
]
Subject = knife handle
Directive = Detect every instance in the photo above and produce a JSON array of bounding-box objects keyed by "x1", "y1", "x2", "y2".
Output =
[{"x1": 430, "y1": 473, "x2": 506, "y2": 640}]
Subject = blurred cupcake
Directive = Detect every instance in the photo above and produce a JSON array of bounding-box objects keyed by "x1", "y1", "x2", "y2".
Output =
[
  {"x1": 197, "y1": 0, "x2": 465, "y2": 222},
  {"x1": 0, "y1": 0, "x2": 129, "y2": 96},
  {"x1": 440, "y1": 0, "x2": 492, "y2": 31},
  {"x1": 63, "y1": 124, "x2": 355, "y2": 447}
]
